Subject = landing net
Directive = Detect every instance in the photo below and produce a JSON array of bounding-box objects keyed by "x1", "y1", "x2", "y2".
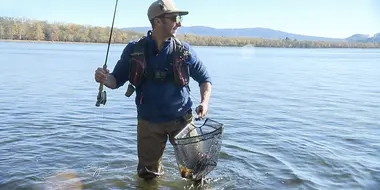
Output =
[{"x1": 173, "y1": 118, "x2": 224, "y2": 181}]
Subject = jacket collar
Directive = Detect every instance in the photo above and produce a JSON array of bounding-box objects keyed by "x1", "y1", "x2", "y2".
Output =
[{"x1": 146, "y1": 30, "x2": 173, "y2": 54}]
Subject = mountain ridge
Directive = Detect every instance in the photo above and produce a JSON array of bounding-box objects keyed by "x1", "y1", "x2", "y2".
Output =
[{"x1": 122, "y1": 26, "x2": 380, "y2": 43}]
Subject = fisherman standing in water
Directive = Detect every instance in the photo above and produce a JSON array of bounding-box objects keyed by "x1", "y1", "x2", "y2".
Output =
[{"x1": 94, "y1": 0, "x2": 212, "y2": 180}]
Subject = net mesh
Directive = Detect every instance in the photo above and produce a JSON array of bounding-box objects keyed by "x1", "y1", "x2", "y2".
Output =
[{"x1": 173, "y1": 118, "x2": 224, "y2": 181}]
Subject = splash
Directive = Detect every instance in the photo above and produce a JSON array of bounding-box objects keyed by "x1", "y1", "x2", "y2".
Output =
[{"x1": 240, "y1": 44, "x2": 256, "y2": 59}]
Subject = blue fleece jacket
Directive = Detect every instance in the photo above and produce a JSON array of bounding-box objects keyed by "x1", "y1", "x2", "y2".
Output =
[{"x1": 111, "y1": 31, "x2": 212, "y2": 123}]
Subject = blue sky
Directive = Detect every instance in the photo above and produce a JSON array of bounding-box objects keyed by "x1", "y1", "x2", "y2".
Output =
[{"x1": 1, "y1": 0, "x2": 379, "y2": 38}]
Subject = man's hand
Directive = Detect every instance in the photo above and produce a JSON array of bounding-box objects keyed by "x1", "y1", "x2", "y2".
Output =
[
  {"x1": 94, "y1": 67, "x2": 117, "y2": 89},
  {"x1": 95, "y1": 67, "x2": 110, "y2": 83},
  {"x1": 195, "y1": 102, "x2": 208, "y2": 119}
]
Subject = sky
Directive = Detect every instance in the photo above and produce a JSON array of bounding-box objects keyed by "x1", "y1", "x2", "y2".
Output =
[{"x1": 1, "y1": 0, "x2": 379, "y2": 38}]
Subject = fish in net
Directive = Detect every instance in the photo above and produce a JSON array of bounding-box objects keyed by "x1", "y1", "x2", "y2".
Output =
[{"x1": 173, "y1": 118, "x2": 224, "y2": 181}]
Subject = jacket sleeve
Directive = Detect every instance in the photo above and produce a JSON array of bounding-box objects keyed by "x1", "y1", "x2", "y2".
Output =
[
  {"x1": 110, "y1": 42, "x2": 135, "y2": 88},
  {"x1": 183, "y1": 42, "x2": 212, "y2": 86}
]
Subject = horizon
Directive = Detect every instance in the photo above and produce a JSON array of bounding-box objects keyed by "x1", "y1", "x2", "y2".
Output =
[{"x1": 1, "y1": 0, "x2": 379, "y2": 38}]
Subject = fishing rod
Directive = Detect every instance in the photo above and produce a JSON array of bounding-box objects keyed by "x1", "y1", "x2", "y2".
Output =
[{"x1": 96, "y1": 0, "x2": 119, "y2": 107}]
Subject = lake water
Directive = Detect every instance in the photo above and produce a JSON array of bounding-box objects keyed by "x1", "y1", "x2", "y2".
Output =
[{"x1": 0, "y1": 41, "x2": 379, "y2": 190}]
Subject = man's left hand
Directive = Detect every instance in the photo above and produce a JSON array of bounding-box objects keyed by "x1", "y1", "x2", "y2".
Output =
[{"x1": 195, "y1": 103, "x2": 208, "y2": 119}]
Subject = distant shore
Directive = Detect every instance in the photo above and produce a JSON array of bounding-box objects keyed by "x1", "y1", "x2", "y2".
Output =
[
  {"x1": 0, "y1": 39, "x2": 111, "y2": 45},
  {"x1": 2, "y1": 39, "x2": 380, "y2": 49},
  {"x1": 2, "y1": 16, "x2": 380, "y2": 48}
]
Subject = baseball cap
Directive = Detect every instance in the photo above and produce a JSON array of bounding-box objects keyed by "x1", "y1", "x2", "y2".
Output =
[{"x1": 147, "y1": 0, "x2": 189, "y2": 21}]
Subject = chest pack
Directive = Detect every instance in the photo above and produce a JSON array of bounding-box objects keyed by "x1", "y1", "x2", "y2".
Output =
[{"x1": 128, "y1": 36, "x2": 191, "y2": 89}]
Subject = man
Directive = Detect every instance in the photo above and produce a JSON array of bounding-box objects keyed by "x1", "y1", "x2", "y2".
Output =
[{"x1": 94, "y1": 0, "x2": 212, "y2": 180}]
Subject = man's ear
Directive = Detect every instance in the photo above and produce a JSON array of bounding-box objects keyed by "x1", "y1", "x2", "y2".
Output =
[{"x1": 154, "y1": 18, "x2": 161, "y2": 25}]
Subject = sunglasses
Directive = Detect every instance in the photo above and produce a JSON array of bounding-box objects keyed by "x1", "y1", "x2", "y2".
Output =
[{"x1": 159, "y1": 14, "x2": 183, "y2": 24}]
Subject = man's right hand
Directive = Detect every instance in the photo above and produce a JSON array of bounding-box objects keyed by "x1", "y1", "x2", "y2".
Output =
[{"x1": 95, "y1": 67, "x2": 110, "y2": 83}]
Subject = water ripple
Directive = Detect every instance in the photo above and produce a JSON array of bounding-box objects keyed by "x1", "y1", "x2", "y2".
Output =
[{"x1": 1, "y1": 43, "x2": 380, "y2": 189}]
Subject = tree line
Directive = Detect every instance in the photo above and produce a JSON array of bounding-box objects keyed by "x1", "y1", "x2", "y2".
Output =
[{"x1": 1, "y1": 16, "x2": 380, "y2": 48}]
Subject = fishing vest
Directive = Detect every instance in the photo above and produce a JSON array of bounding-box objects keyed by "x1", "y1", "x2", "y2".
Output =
[{"x1": 128, "y1": 36, "x2": 191, "y2": 88}]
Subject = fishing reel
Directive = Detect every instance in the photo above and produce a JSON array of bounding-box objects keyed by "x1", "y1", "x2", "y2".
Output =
[{"x1": 95, "y1": 90, "x2": 107, "y2": 107}]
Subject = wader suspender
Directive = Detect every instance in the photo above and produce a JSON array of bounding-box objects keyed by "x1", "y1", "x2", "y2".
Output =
[{"x1": 124, "y1": 37, "x2": 191, "y2": 97}]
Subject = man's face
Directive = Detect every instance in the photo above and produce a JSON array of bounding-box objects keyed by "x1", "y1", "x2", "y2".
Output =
[{"x1": 157, "y1": 14, "x2": 183, "y2": 37}]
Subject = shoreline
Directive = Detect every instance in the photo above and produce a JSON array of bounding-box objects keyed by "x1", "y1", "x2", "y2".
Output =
[
  {"x1": 1, "y1": 39, "x2": 380, "y2": 49},
  {"x1": 0, "y1": 39, "x2": 114, "y2": 45}
]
